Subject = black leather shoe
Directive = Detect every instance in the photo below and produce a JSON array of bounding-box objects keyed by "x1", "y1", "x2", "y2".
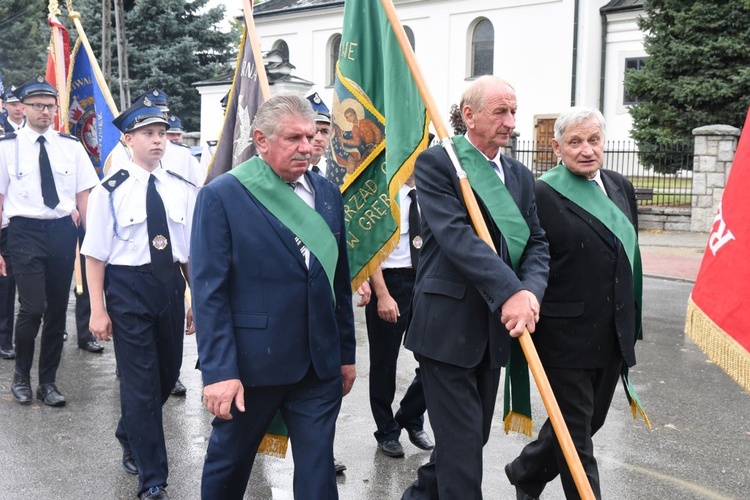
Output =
[
  {"x1": 0, "y1": 347, "x2": 15, "y2": 359},
  {"x1": 334, "y1": 457, "x2": 347, "y2": 474},
  {"x1": 377, "y1": 439, "x2": 405, "y2": 457},
  {"x1": 505, "y1": 463, "x2": 539, "y2": 500},
  {"x1": 122, "y1": 451, "x2": 139, "y2": 475},
  {"x1": 12, "y1": 373, "x2": 32, "y2": 404},
  {"x1": 36, "y1": 383, "x2": 66, "y2": 407},
  {"x1": 407, "y1": 429, "x2": 434, "y2": 450},
  {"x1": 78, "y1": 340, "x2": 104, "y2": 353},
  {"x1": 140, "y1": 486, "x2": 169, "y2": 499},
  {"x1": 170, "y1": 378, "x2": 186, "y2": 396}
]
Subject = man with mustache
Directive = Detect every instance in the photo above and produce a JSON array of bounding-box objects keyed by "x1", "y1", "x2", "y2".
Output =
[
  {"x1": 0, "y1": 76, "x2": 99, "y2": 407},
  {"x1": 192, "y1": 93, "x2": 355, "y2": 499},
  {"x1": 82, "y1": 95, "x2": 196, "y2": 500}
]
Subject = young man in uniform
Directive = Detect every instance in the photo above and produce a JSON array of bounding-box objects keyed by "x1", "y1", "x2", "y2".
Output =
[{"x1": 82, "y1": 95, "x2": 196, "y2": 500}]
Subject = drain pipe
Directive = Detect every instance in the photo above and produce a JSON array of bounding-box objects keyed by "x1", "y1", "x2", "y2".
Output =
[
  {"x1": 599, "y1": 11, "x2": 608, "y2": 112},
  {"x1": 570, "y1": 0, "x2": 580, "y2": 106}
]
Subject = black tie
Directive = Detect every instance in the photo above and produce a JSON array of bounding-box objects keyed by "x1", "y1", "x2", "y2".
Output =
[
  {"x1": 407, "y1": 189, "x2": 421, "y2": 269},
  {"x1": 146, "y1": 174, "x2": 174, "y2": 283},
  {"x1": 37, "y1": 136, "x2": 59, "y2": 209},
  {"x1": 311, "y1": 165, "x2": 321, "y2": 174}
]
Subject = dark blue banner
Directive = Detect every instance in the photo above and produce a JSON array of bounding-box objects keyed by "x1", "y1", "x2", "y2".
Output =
[{"x1": 67, "y1": 40, "x2": 118, "y2": 178}]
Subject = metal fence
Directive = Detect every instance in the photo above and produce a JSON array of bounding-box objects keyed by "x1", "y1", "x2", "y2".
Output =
[{"x1": 507, "y1": 139, "x2": 694, "y2": 207}]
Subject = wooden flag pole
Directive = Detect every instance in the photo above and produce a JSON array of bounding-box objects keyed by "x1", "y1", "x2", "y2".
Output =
[
  {"x1": 379, "y1": 1, "x2": 595, "y2": 498},
  {"x1": 241, "y1": 0, "x2": 271, "y2": 101},
  {"x1": 48, "y1": 1, "x2": 69, "y2": 132}
]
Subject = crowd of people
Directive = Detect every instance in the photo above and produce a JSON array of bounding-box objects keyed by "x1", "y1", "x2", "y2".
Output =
[{"x1": 0, "y1": 73, "x2": 643, "y2": 500}]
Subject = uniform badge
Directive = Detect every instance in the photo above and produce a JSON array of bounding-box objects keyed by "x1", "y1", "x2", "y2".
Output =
[
  {"x1": 152, "y1": 235, "x2": 169, "y2": 250},
  {"x1": 144, "y1": 96, "x2": 153, "y2": 107},
  {"x1": 108, "y1": 179, "x2": 117, "y2": 188},
  {"x1": 37, "y1": 75, "x2": 44, "y2": 83},
  {"x1": 412, "y1": 235, "x2": 423, "y2": 249}
]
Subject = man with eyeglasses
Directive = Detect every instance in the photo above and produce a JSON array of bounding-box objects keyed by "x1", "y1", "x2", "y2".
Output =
[{"x1": 0, "y1": 76, "x2": 99, "y2": 407}]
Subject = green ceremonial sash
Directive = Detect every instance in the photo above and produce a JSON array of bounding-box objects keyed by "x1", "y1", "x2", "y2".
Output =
[
  {"x1": 452, "y1": 135, "x2": 530, "y2": 270},
  {"x1": 452, "y1": 135, "x2": 533, "y2": 435},
  {"x1": 229, "y1": 157, "x2": 339, "y2": 303},
  {"x1": 539, "y1": 164, "x2": 650, "y2": 428}
]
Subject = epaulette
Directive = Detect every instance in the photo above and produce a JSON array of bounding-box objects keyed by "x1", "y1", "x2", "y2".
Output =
[
  {"x1": 102, "y1": 169, "x2": 130, "y2": 193},
  {"x1": 0, "y1": 132, "x2": 17, "y2": 141},
  {"x1": 207, "y1": 140, "x2": 217, "y2": 147},
  {"x1": 170, "y1": 140, "x2": 191, "y2": 149},
  {"x1": 58, "y1": 132, "x2": 80, "y2": 142},
  {"x1": 166, "y1": 169, "x2": 197, "y2": 187}
]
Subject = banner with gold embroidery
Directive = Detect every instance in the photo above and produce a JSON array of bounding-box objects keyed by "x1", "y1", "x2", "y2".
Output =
[
  {"x1": 327, "y1": 0, "x2": 430, "y2": 290},
  {"x1": 685, "y1": 106, "x2": 750, "y2": 393}
]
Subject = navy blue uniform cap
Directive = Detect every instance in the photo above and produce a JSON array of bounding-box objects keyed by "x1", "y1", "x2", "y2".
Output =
[
  {"x1": 16, "y1": 76, "x2": 57, "y2": 101},
  {"x1": 113, "y1": 95, "x2": 170, "y2": 133}
]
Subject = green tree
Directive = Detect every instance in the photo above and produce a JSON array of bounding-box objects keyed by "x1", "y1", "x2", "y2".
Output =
[
  {"x1": 0, "y1": 0, "x2": 49, "y2": 88},
  {"x1": 625, "y1": 0, "x2": 750, "y2": 173},
  {"x1": 124, "y1": 0, "x2": 236, "y2": 131}
]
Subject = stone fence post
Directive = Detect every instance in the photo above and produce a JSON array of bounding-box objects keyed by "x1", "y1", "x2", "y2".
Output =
[{"x1": 691, "y1": 124, "x2": 740, "y2": 232}]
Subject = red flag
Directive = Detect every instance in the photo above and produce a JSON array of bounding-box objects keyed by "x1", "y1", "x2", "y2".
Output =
[
  {"x1": 46, "y1": 13, "x2": 70, "y2": 131},
  {"x1": 685, "y1": 106, "x2": 750, "y2": 392}
]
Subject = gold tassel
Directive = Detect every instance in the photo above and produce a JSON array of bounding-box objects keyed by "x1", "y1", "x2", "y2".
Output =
[
  {"x1": 504, "y1": 411, "x2": 533, "y2": 436},
  {"x1": 630, "y1": 400, "x2": 652, "y2": 430},
  {"x1": 257, "y1": 433, "x2": 289, "y2": 459},
  {"x1": 685, "y1": 297, "x2": 750, "y2": 393}
]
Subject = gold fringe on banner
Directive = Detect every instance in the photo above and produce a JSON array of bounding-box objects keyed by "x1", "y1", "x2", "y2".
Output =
[
  {"x1": 257, "y1": 434, "x2": 289, "y2": 459},
  {"x1": 685, "y1": 296, "x2": 750, "y2": 393},
  {"x1": 504, "y1": 411, "x2": 533, "y2": 437}
]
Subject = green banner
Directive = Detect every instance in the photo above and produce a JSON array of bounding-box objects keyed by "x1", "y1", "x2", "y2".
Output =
[{"x1": 327, "y1": 0, "x2": 430, "y2": 290}]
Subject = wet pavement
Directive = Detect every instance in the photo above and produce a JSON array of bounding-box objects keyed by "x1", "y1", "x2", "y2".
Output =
[{"x1": 0, "y1": 230, "x2": 748, "y2": 499}]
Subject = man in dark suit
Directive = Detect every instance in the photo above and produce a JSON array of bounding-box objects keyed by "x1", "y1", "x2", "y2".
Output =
[
  {"x1": 191, "y1": 93, "x2": 356, "y2": 500},
  {"x1": 402, "y1": 75, "x2": 550, "y2": 499},
  {"x1": 504, "y1": 107, "x2": 643, "y2": 500}
]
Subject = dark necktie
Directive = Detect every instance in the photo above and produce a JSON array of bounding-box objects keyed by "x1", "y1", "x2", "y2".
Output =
[
  {"x1": 408, "y1": 189, "x2": 421, "y2": 269},
  {"x1": 590, "y1": 179, "x2": 603, "y2": 193},
  {"x1": 287, "y1": 182, "x2": 307, "y2": 261},
  {"x1": 37, "y1": 136, "x2": 59, "y2": 209},
  {"x1": 146, "y1": 174, "x2": 174, "y2": 283},
  {"x1": 311, "y1": 165, "x2": 321, "y2": 174},
  {"x1": 590, "y1": 180, "x2": 617, "y2": 247}
]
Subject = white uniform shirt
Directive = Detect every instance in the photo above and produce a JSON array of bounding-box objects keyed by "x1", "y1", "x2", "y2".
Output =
[
  {"x1": 109, "y1": 140, "x2": 204, "y2": 189},
  {"x1": 381, "y1": 184, "x2": 417, "y2": 270},
  {"x1": 81, "y1": 162, "x2": 196, "y2": 266},
  {"x1": 0, "y1": 126, "x2": 98, "y2": 219},
  {"x1": 309, "y1": 157, "x2": 327, "y2": 176}
]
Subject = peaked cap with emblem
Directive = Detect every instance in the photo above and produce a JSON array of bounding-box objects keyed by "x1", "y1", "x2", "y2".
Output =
[
  {"x1": 16, "y1": 76, "x2": 57, "y2": 101},
  {"x1": 113, "y1": 95, "x2": 170, "y2": 133},
  {"x1": 306, "y1": 92, "x2": 330, "y2": 124},
  {"x1": 132, "y1": 88, "x2": 169, "y2": 112},
  {"x1": 166, "y1": 114, "x2": 184, "y2": 134},
  {"x1": 1, "y1": 86, "x2": 20, "y2": 103}
]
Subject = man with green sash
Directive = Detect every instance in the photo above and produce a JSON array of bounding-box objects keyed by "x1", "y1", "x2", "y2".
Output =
[
  {"x1": 402, "y1": 76, "x2": 550, "y2": 499},
  {"x1": 191, "y1": 93, "x2": 356, "y2": 500},
  {"x1": 505, "y1": 107, "x2": 644, "y2": 500}
]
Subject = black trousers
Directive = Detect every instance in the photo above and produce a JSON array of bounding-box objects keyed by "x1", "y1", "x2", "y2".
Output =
[
  {"x1": 366, "y1": 269, "x2": 426, "y2": 442},
  {"x1": 9, "y1": 216, "x2": 76, "y2": 384},
  {"x1": 106, "y1": 264, "x2": 185, "y2": 497},
  {"x1": 0, "y1": 227, "x2": 16, "y2": 351},
  {"x1": 73, "y1": 225, "x2": 95, "y2": 346},
  {"x1": 402, "y1": 350, "x2": 501, "y2": 500},
  {"x1": 507, "y1": 351, "x2": 623, "y2": 499}
]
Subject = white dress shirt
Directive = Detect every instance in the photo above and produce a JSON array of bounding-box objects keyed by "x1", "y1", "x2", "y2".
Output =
[
  {"x1": 0, "y1": 126, "x2": 98, "y2": 219},
  {"x1": 81, "y1": 162, "x2": 196, "y2": 266},
  {"x1": 381, "y1": 184, "x2": 417, "y2": 269}
]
